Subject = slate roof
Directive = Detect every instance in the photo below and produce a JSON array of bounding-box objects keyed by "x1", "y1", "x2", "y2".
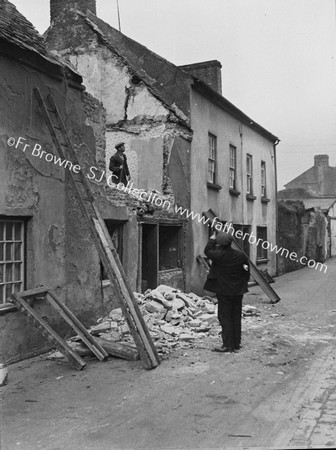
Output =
[
  {"x1": 82, "y1": 10, "x2": 279, "y2": 143},
  {"x1": 0, "y1": 0, "x2": 78, "y2": 72},
  {"x1": 301, "y1": 198, "x2": 336, "y2": 212}
]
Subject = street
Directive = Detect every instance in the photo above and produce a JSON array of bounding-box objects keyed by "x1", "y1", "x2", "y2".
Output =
[{"x1": 1, "y1": 258, "x2": 336, "y2": 450}]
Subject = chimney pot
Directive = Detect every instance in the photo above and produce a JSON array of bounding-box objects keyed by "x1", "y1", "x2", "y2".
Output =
[
  {"x1": 314, "y1": 154, "x2": 329, "y2": 167},
  {"x1": 179, "y1": 60, "x2": 222, "y2": 95}
]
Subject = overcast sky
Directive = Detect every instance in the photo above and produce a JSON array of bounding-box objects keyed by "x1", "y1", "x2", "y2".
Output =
[{"x1": 10, "y1": 0, "x2": 336, "y2": 189}]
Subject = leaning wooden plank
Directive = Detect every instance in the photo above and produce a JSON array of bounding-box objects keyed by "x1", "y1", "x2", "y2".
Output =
[
  {"x1": 94, "y1": 206, "x2": 160, "y2": 360},
  {"x1": 68, "y1": 339, "x2": 139, "y2": 361},
  {"x1": 11, "y1": 293, "x2": 86, "y2": 370},
  {"x1": 45, "y1": 291, "x2": 108, "y2": 361},
  {"x1": 209, "y1": 216, "x2": 281, "y2": 304},
  {"x1": 89, "y1": 228, "x2": 151, "y2": 367},
  {"x1": 95, "y1": 338, "x2": 140, "y2": 361},
  {"x1": 231, "y1": 239, "x2": 281, "y2": 303},
  {"x1": 17, "y1": 287, "x2": 50, "y2": 299},
  {"x1": 92, "y1": 215, "x2": 160, "y2": 369}
]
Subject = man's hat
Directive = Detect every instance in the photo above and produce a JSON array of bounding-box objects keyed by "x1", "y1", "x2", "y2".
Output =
[
  {"x1": 216, "y1": 232, "x2": 233, "y2": 247},
  {"x1": 115, "y1": 142, "x2": 125, "y2": 150}
]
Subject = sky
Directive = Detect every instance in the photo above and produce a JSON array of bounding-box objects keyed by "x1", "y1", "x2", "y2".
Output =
[{"x1": 9, "y1": 0, "x2": 336, "y2": 189}]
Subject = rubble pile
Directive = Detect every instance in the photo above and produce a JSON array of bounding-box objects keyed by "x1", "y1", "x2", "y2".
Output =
[
  {"x1": 89, "y1": 285, "x2": 221, "y2": 354},
  {"x1": 56, "y1": 287, "x2": 263, "y2": 360}
]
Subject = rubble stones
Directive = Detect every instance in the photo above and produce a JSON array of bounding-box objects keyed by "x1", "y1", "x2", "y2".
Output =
[
  {"x1": 243, "y1": 305, "x2": 260, "y2": 316},
  {"x1": 145, "y1": 300, "x2": 166, "y2": 314},
  {"x1": 74, "y1": 285, "x2": 264, "y2": 358}
]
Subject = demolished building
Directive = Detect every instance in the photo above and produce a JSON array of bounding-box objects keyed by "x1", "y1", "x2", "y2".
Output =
[
  {"x1": 46, "y1": 0, "x2": 193, "y2": 294},
  {"x1": 0, "y1": 0, "x2": 193, "y2": 362},
  {"x1": 46, "y1": 0, "x2": 280, "y2": 294}
]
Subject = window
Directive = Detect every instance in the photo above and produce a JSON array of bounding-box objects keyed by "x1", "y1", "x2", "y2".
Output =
[
  {"x1": 246, "y1": 154, "x2": 253, "y2": 194},
  {"x1": 257, "y1": 226, "x2": 268, "y2": 260},
  {"x1": 229, "y1": 145, "x2": 237, "y2": 189},
  {"x1": 208, "y1": 134, "x2": 217, "y2": 184},
  {"x1": 233, "y1": 224, "x2": 251, "y2": 257},
  {"x1": 261, "y1": 161, "x2": 266, "y2": 197},
  {"x1": 0, "y1": 219, "x2": 25, "y2": 303}
]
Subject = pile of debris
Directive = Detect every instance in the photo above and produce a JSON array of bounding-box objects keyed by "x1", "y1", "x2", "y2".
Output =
[
  {"x1": 89, "y1": 285, "x2": 221, "y2": 355},
  {"x1": 54, "y1": 286, "x2": 263, "y2": 360}
]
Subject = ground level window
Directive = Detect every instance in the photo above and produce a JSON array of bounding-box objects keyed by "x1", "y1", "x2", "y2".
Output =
[
  {"x1": 257, "y1": 226, "x2": 268, "y2": 260},
  {"x1": 0, "y1": 219, "x2": 25, "y2": 303}
]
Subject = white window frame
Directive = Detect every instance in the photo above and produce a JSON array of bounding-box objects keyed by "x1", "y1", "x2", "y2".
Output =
[
  {"x1": 208, "y1": 134, "x2": 217, "y2": 184},
  {"x1": 257, "y1": 226, "x2": 268, "y2": 260},
  {"x1": 261, "y1": 161, "x2": 266, "y2": 197},
  {"x1": 229, "y1": 145, "x2": 236, "y2": 190},
  {"x1": 0, "y1": 219, "x2": 25, "y2": 304},
  {"x1": 246, "y1": 154, "x2": 253, "y2": 194}
]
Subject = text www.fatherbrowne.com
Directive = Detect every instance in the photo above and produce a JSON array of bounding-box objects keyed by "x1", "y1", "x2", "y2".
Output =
[
  {"x1": 173, "y1": 206, "x2": 327, "y2": 274},
  {"x1": 7, "y1": 136, "x2": 327, "y2": 273}
]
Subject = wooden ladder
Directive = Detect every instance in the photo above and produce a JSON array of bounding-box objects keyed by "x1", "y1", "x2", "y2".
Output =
[
  {"x1": 34, "y1": 88, "x2": 160, "y2": 369},
  {"x1": 11, "y1": 287, "x2": 109, "y2": 370}
]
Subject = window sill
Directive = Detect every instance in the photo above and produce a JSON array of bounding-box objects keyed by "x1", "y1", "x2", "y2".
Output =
[
  {"x1": 246, "y1": 194, "x2": 256, "y2": 201},
  {"x1": 207, "y1": 182, "x2": 222, "y2": 191},
  {"x1": 0, "y1": 303, "x2": 18, "y2": 315},
  {"x1": 229, "y1": 189, "x2": 241, "y2": 197},
  {"x1": 261, "y1": 197, "x2": 270, "y2": 203},
  {"x1": 256, "y1": 258, "x2": 269, "y2": 265}
]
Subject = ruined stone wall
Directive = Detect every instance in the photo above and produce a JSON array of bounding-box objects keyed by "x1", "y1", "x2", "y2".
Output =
[
  {"x1": 0, "y1": 55, "x2": 110, "y2": 363},
  {"x1": 277, "y1": 201, "x2": 328, "y2": 275}
]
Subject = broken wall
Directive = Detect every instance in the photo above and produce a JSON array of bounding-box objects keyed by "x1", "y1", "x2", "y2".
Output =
[{"x1": 277, "y1": 201, "x2": 328, "y2": 275}]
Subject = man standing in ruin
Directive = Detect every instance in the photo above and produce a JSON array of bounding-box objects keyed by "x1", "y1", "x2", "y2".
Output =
[
  {"x1": 204, "y1": 231, "x2": 250, "y2": 353},
  {"x1": 109, "y1": 142, "x2": 130, "y2": 186}
]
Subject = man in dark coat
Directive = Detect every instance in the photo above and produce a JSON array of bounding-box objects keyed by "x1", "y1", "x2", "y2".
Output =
[
  {"x1": 109, "y1": 142, "x2": 130, "y2": 186},
  {"x1": 204, "y1": 231, "x2": 250, "y2": 353}
]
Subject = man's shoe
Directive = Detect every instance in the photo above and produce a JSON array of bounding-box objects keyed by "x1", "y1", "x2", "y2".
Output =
[{"x1": 212, "y1": 346, "x2": 235, "y2": 353}]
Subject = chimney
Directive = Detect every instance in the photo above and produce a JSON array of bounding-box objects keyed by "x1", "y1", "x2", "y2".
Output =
[
  {"x1": 179, "y1": 60, "x2": 222, "y2": 95},
  {"x1": 50, "y1": 0, "x2": 96, "y2": 22},
  {"x1": 314, "y1": 154, "x2": 329, "y2": 167}
]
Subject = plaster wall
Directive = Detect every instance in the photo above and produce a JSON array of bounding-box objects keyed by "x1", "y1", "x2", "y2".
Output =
[
  {"x1": 0, "y1": 55, "x2": 109, "y2": 363},
  {"x1": 63, "y1": 47, "x2": 182, "y2": 194},
  {"x1": 189, "y1": 89, "x2": 277, "y2": 293}
]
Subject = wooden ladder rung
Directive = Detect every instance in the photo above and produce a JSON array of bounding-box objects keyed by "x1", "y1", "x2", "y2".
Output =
[{"x1": 11, "y1": 293, "x2": 87, "y2": 370}]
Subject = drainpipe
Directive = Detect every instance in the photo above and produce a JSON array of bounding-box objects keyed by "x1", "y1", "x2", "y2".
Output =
[{"x1": 274, "y1": 139, "x2": 280, "y2": 276}]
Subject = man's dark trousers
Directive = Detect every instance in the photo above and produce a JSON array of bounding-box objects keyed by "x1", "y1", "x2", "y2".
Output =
[{"x1": 217, "y1": 294, "x2": 243, "y2": 350}]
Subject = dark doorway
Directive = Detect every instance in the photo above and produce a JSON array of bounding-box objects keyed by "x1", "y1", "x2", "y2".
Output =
[{"x1": 141, "y1": 224, "x2": 158, "y2": 291}]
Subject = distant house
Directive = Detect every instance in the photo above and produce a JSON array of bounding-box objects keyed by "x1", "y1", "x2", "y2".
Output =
[
  {"x1": 282, "y1": 154, "x2": 336, "y2": 198},
  {"x1": 279, "y1": 155, "x2": 336, "y2": 258},
  {"x1": 0, "y1": 0, "x2": 122, "y2": 362},
  {"x1": 46, "y1": 0, "x2": 279, "y2": 294}
]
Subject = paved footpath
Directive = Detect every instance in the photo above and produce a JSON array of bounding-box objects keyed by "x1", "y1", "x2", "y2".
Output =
[
  {"x1": 260, "y1": 257, "x2": 336, "y2": 449},
  {"x1": 288, "y1": 348, "x2": 336, "y2": 448},
  {"x1": 267, "y1": 346, "x2": 336, "y2": 449}
]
